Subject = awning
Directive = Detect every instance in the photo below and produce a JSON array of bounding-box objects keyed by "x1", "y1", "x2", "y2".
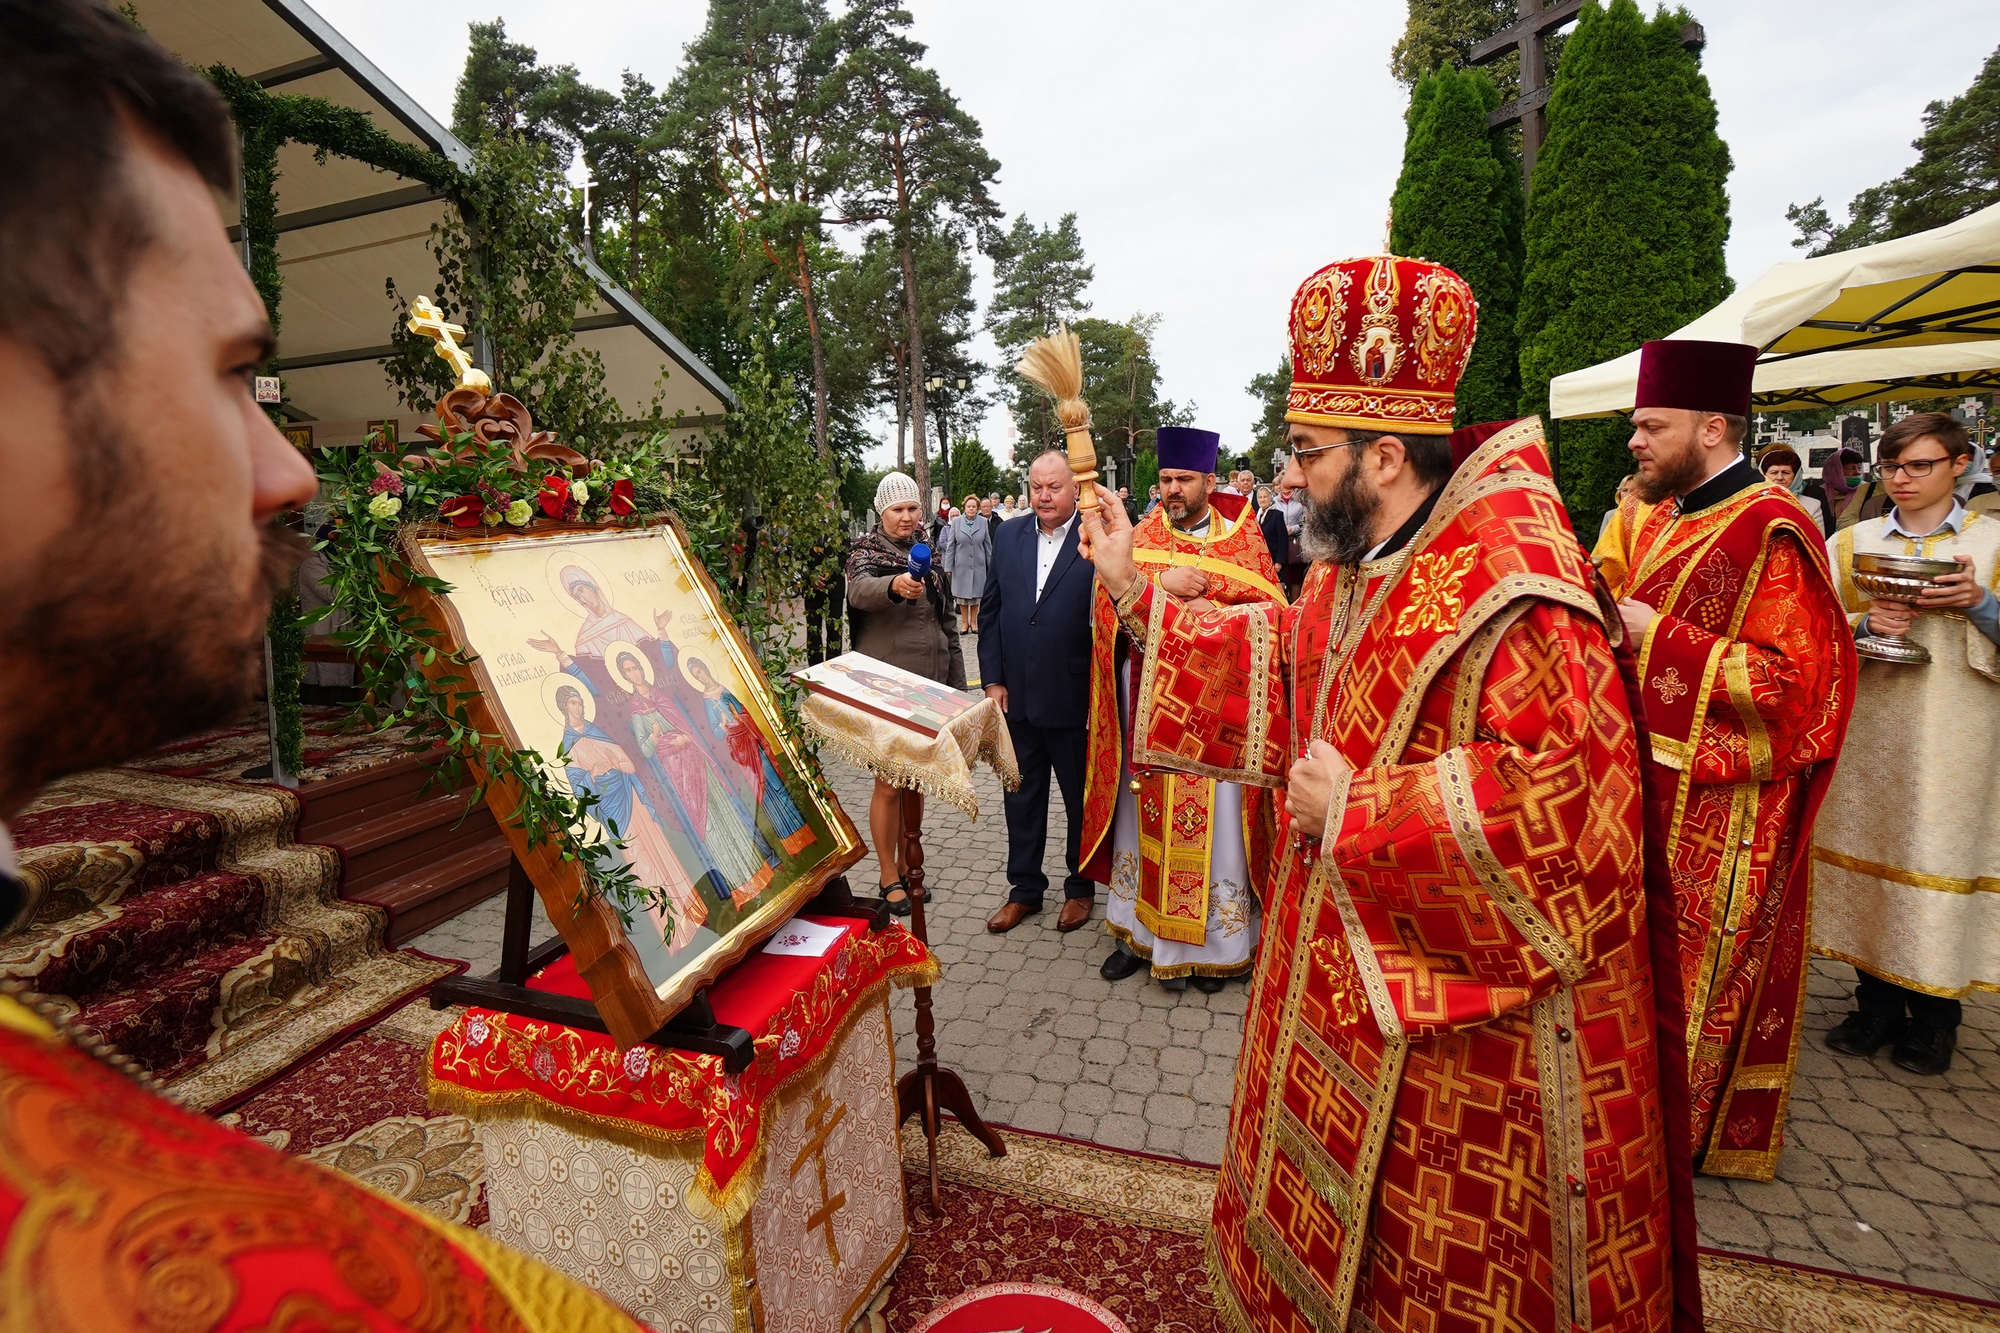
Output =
[
  {"x1": 132, "y1": 0, "x2": 733, "y2": 448},
  {"x1": 1550, "y1": 201, "x2": 2000, "y2": 419}
]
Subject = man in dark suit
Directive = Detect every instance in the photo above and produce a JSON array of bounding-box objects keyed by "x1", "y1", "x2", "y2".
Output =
[{"x1": 979, "y1": 449, "x2": 1096, "y2": 933}]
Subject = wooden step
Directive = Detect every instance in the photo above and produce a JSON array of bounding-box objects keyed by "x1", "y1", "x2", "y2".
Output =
[
  {"x1": 296, "y1": 751, "x2": 452, "y2": 843},
  {"x1": 346, "y1": 836, "x2": 514, "y2": 946},
  {"x1": 295, "y1": 746, "x2": 514, "y2": 947},
  {"x1": 328, "y1": 789, "x2": 503, "y2": 897}
]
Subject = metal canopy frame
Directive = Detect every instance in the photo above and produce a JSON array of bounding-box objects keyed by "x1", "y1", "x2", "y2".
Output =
[{"x1": 134, "y1": 0, "x2": 734, "y2": 436}]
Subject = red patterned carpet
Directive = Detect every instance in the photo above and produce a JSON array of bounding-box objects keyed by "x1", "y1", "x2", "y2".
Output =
[
  {"x1": 196, "y1": 1008, "x2": 2000, "y2": 1333},
  {"x1": 2, "y1": 707, "x2": 453, "y2": 1108}
]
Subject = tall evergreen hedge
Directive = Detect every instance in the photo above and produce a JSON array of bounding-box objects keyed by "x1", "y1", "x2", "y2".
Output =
[
  {"x1": 1390, "y1": 66, "x2": 1524, "y2": 428},
  {"x1": 1516, "y1": 0, "x2": 1732, "y2": 520}
]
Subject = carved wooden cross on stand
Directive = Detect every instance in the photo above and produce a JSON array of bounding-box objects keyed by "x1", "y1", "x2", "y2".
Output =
[{"x1": 406, "y1": 295, "x2": 492, "y2": 392}]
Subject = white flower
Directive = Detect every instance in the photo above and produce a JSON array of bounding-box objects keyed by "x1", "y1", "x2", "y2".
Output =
[
  {"x1": 570, "y1": 480, "x2": 589, "y2": 504},
  {"x1": 505, "y1": 498, "x2": 532, "y2": 526},
  {"x1": 466, "y1": 1014, "x2": 490, "y2": 1047},
  {"x1": 481, "y1": 507, "x2": 502, "y2": 526},
  {"x1": 622, "y1": 1045, "x2": 649, "y2": 1081},
  {"x1": 367, "y1": 492, "x2": 402, "y2": 522},
  {"x1": 778, "y1": 1027, "x2": 802, "y2": 1060}
]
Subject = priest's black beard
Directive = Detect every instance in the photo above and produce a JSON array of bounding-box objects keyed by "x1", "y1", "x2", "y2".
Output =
[{"x1": 1298, "y1": 460, "x2": 1379, "y2": 566}]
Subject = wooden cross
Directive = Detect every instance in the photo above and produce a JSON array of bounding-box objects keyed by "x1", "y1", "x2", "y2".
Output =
[
  {"x1": 1469, "y1": 0, "x2": 1584, "y2": 189},
  {"x1": 1472, "y1": 1, "x2": 1705, "y2": 191},
  {"x1": 406, "y1": 295, "x2": 492, "y2": 391}
]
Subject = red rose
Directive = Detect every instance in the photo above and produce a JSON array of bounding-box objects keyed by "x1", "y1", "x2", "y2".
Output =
[
  {"x1": 609, "y1": 478, "x2": 636, "y2": 516},
  {"x1": 440, "y1": 494, "x2": 485, "y2": 528},
  {"x1": 538, "y1": 473, "x2": 569, "y2": 519}
]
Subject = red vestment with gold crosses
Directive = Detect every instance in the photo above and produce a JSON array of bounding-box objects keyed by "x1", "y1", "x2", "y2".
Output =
[
  {"x1": 1115, "y1": 419, "x2": 1686, "y2": 1333},
  {"x1": 1080, "y1": 490, "x2": 1284, "y2": 954},
  {"x1": 1612, "y1": 479, "x2": 1855, "y2": 1181}
]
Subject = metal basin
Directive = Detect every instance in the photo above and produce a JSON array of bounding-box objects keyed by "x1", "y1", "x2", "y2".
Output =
[{"x1": 1851, "y1": 552, "x2": 1960, "y2": 665}]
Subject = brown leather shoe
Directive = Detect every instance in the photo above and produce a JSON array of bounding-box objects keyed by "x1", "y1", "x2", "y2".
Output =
[
  {"x1": 1057, "y1": 898, "x2": 1094, "y2": 932},
  {"x1": 986, "y1": 901, "x2": 1040, "y2": 933}
]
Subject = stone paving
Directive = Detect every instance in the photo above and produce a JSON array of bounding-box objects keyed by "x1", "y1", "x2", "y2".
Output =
[{"x1": 407, "y1": 636, "x2": 2000, "y2": 1297}]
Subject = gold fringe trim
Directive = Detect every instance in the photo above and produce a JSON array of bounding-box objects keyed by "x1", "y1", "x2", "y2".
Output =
[
  {"x1": 1103, "y1": 920, "x2": 1254, "y2": 979},
  {"x1": 801, "y1": 723, "x2": 983, "y2": 818},
  {"x1": 1206, "y1": 1231, "x2": 1262, "y2": 1333},
  {"x1": 427, "y1": 956, "x2": 938, "y2": 1227}
]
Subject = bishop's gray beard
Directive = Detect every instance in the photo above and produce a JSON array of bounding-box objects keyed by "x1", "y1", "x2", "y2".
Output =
[{"x1": 1298, "y1": 462, "x2": 1379, "y2": 566}]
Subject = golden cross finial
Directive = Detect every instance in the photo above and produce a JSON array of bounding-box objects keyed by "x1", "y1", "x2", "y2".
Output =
[{"x1": 406, "y1": 295, "x2": 492, "y2": 392}]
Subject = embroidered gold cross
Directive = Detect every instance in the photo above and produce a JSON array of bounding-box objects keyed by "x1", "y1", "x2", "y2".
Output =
[
  {"x1": 789, "y1": 1088, "x2": 849, "y2": 1266},
  {"x1": 1393, "y1": 544, "x2": 1480, "y2": 637},
  {"x1": 1654, "y1": 666, "x2": 1688, "y2": 704},
  {"x1": 1309, "y1": 936, "x2": 1369, "y2": 1027},
  {"x1": 406, "y1": 295, "x2": 493, "y2": 391}
]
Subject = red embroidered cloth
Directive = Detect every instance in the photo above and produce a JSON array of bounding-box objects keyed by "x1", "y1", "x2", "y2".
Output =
[{"x1": 427, "y1": 918, "x2": 935, "y2": 1220}]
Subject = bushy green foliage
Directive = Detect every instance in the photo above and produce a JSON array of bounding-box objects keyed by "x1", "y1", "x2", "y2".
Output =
[
  {"x1": 1391, "y1": 67, "x2": 1524, "y2": 428},
  {"x1": 1516, "y1": 0, "x2": 1731, "y2": 520},
  {"x1": 1788, "y1": 44, "x2": 2000, "y2": 255},
  {"x1": 949, "y1": 437, "x2": 1002, "y2": 502},
  {"x1": 1243, "y1": 357, "x2": 1291, "y2": 479}
]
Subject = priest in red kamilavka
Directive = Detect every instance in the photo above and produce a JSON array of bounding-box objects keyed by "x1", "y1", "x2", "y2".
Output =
[
  {"x1": 1078, "y1": 255, "x2": 1699, "y2": 1333},
  {"x1": 1603, "y1": 340, "x2": 1856, "y2": 1182},
  {"x1": 1083, "y1": 425, "x2": 1285, "y2": 993}
]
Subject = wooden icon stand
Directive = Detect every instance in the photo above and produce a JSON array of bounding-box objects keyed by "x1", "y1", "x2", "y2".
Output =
[
  {"x1": 893, "y1": 789, "x2": 1005, "y2": 1213},
  {"x1": 429, "y1": 857, "x2": 889, "y2": 1073}
]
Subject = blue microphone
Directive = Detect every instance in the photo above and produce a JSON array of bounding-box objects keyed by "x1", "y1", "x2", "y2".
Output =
[{"x1": 908, "y1": 542, "x2": 932, "y2": 577}]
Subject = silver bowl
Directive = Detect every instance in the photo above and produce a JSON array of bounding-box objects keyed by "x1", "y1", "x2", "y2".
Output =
[{"x1": 1852, "y1": 552, "x2": 1960, "y2": 665}]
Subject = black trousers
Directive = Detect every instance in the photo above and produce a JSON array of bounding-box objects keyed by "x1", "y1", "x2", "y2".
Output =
[
  {"x1": 1003, "y1": 719, "x2": 1093, "y2": 906},
  {"x1": 1856, "y1": 969, "x2": 1962, "y2": 1032}
]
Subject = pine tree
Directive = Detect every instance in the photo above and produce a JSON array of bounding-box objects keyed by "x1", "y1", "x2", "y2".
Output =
[
  {"x1": 1788, "y1": 43, "x2": 2000, "y2": 255},
  {"x1": 984, "y1": 213, "x2": 1093, "y2": 452},
  {"x1": 1391, "y1": 66, "x2": 1524, "y2": 428},
  {"x1": 1516, "y1": 0, "x2": 1732, "y2": 520},
  {"x1": 1243, "y1": 357, "x2": 1291, "y2": 479}
]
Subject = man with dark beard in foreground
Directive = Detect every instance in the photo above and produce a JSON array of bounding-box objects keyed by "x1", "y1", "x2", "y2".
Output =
[
  {"x1": 0, "y1": 4, "x2": 650, "y2": 1328},
  {"x1": 1079, "y1": 255, "x2": 1697, "y2": 1333}
]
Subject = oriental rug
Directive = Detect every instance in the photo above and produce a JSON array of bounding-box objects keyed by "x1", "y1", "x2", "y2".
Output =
[
  {"x1": 208, "y1": 1024, "x2": 2000, "y2": 1333},
  {"x1": 2, "y1": 710, "x2": 453, "y2": 1109}
]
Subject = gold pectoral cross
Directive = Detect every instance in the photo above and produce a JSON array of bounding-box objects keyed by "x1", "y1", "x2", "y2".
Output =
[{"x1": 406, "y1": 295, "x2": 492, "y2": 391}]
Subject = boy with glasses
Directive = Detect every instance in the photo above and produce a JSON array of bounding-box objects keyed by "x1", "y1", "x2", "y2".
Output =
[{"x1": 1815, "y1": 411, "x2": 2000, "y2": 1075}]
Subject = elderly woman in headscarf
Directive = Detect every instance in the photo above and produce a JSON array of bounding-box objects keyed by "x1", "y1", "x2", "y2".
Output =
[
  {"x1": 845, "y1": 472, "x2": 966, "y2": 915},
  {"x1": 1758, "y1": 445, "x2": 1824, "y2": 533}
]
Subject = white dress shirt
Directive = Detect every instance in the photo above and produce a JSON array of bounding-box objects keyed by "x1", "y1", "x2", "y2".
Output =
[{"x1": 1035, "y1": 512, "x2": 1077, "y2": 599}]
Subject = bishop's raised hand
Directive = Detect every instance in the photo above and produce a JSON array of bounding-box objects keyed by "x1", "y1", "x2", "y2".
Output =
[{"x1": 1078, "y1": 482, "x2": 1138, "y2": 597}]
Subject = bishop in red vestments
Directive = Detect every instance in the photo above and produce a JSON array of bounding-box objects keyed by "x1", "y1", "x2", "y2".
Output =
[
  {"x1": 1080, "y1": 257, "x2": 1695, "y2": 1333},
  {"x1": 1605, "y1": 340, "x2": 1856, "y2": 1182}
]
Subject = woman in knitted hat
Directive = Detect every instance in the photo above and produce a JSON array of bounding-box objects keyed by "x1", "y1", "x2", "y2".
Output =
[{"x1": 845, "y1": 472, "x2": 966, "y2": 914}]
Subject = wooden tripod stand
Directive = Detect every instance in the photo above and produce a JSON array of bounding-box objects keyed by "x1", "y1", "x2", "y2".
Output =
[{"x1": 892, "y1": 788, "x2": 1004, "y2": 1211}]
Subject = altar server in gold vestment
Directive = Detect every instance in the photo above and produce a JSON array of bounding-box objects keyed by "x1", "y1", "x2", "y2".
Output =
[
  {"x1": 1815, "y1": 411, "x2": 2000, "y2": 1076},
  {"x1": 1085, "y1": 424, "x2": 1283, "y2": 992},
  {"x1": 1604, "y1": 340, "x2": 1856, "y2": 1182},
  {"x1": 1082, "y1": 255, "x2": 1695, "y2": 1333}
]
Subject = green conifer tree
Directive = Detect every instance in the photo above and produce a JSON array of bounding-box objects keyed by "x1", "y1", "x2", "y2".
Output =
[
  {"x1": 1390, "y1": 66, "x2": 1524, "y2": 428},
  {"x1": 1516, "y1": 0, "x2": 1732, "y2": 520}
]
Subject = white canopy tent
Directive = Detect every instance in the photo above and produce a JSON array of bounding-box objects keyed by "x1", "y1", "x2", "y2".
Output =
[
  {"x1": 135, "y1": 0, "x2": 733, "y2": 449},
  {"x1": 1549, "y1": 202, "x2": 2000, "y2": 420}
]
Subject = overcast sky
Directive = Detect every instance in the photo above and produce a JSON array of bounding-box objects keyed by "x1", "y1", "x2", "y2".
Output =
[{"x1": 316, "y1": 0, "x2": 1997, "y2": 473}]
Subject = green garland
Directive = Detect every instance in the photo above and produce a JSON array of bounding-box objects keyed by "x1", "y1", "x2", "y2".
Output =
[
  {"x1": 316, "y1": 425, "x2": 676, "y2": 920},
  {"x1": 205, "y1": 66, "x2": 459, "y2": 777}
]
